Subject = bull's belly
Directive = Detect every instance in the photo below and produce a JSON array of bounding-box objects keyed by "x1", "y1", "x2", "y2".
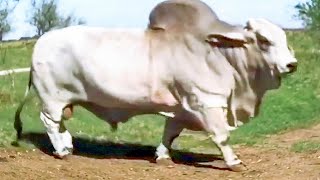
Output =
[{"x1": 82, "y1": 83, "x2": 178, "y2": 111}]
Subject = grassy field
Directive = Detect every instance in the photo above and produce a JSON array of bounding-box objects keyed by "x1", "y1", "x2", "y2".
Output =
[{"x1": 0, "y1": 32, "x2": 319, "y2": 154}]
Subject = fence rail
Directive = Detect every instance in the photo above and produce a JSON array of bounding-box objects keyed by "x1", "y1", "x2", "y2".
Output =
[{"x1": 0, "y1": 68, "x2": 30, "y2": 76}]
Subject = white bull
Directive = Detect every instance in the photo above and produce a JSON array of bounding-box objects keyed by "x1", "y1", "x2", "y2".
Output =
[{"x1": 14, "y1": 1, "x2": 297, "y2": 172}]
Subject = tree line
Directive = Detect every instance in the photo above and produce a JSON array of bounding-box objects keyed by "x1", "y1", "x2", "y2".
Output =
[
  {"x1": 1, "y1": 0, "x2": 319, "y2": 41},
  {"x1": 0, "y1": 0, "x2": 84, "y2": 41}
]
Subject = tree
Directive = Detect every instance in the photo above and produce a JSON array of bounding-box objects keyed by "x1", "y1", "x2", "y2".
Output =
[
  {"x1": 295, "y1": 0, "x2": 320, "y2": 30},
  {"x1": 30, "y1": 0, "x2": 85, "y2": 36},
  {"x1": 0, "y1": 0, "x2": 19, "y2": 41}
]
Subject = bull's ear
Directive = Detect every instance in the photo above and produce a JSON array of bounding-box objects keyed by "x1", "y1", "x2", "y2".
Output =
[{"x1": 206, "y1": 32, "x2": 249, "y2": 48}]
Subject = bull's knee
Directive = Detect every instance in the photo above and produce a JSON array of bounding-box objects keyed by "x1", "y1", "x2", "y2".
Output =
[{"x1": 212, "y1": 132, "x2": 230, "y2": 146}]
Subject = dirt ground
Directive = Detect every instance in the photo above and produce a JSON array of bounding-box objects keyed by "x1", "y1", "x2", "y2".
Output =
[{"x1": 0, "y1": 125, "x2": 320, "y2": 180}]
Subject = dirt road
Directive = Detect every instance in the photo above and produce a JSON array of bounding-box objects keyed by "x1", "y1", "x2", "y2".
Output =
[{"x1": 0, "y1": 125, "x2": 319, "y2": 180}]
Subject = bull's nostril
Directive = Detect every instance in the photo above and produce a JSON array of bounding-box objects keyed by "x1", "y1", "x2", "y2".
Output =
[
  {"x1": 287, "y1": 62, "x2": 298, "y2": 72},
  {"x1": 287, "y1": 62, "x2": 298, "y2": 68}
]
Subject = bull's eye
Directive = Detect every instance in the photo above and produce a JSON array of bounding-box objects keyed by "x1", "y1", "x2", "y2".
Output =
[
  {"x1": 256, "y1": 32, "x2": 274, "y2": 51},
  {"x1": 258, "y1": 40, "x2": 272, "y2": 51}
]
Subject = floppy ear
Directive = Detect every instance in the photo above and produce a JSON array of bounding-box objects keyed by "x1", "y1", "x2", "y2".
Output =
[{"x1": 206, "y1": 32, "x2": 249, "y2": 48}]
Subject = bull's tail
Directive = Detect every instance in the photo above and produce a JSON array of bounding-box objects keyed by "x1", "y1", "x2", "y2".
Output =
[{"x1": 14, "y1": 70, "x2": 33, "y2": 140}]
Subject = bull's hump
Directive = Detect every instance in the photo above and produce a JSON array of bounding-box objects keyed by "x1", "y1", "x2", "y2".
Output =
[{"x1": 148, "y1": 0, "x2": 218, "y2": 32}]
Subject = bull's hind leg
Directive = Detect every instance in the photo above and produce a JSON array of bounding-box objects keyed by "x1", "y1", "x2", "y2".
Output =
[
  {"x1": 40, "y1": 103, "x2": 73, "y2": 158},
  {"x1": 61, "y1": 105, "x2": 74, "y2": 152},
  {"x1": 60, "y1": 120, "x2": 73, "y2": 153}
]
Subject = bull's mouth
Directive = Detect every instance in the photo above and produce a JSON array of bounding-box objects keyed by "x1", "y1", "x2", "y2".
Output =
[{"x1": 281, "y1": 68, "x2": 297, "y2": 77}]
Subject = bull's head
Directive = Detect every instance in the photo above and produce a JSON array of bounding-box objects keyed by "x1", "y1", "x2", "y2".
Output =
[
  {"x1": 245, "y1": 19, "x2": 298, "y2": 74},
  {"x1": 206, "y1": 19, "x2": 298, "y2": 77}
]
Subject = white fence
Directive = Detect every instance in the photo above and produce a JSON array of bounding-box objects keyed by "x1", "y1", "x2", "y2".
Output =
[{"x1": 0, "y1": 68, "x2": 30, "y2": 76}]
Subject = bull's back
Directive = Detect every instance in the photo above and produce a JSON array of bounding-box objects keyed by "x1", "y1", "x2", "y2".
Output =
[{"x1": 32, "y1": 26, "x2": 156, "y2": 108}]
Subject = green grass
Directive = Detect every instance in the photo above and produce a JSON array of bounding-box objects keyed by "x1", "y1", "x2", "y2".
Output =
[
  {"x1": 0, "y1": 41, "x2": 34, "y2": 70},
  {"x1": 0, "y1": 32, "x2": 320, "y2": 154},
  {"x1": 291, "y1": 141, "x2": 320, "y2": 153}
]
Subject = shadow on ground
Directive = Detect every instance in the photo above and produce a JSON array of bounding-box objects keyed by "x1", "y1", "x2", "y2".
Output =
[{"x1": 16, "y1": 132, "x2": 228, "y2": 170}]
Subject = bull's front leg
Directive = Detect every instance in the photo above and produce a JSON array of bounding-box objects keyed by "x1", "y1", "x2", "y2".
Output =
[
  {"x1": 183, "y1": 94, "x2": 246, "y2": 171},
  {"x1": 200, "y1": 107, "x2": 247, "y2": 171}
]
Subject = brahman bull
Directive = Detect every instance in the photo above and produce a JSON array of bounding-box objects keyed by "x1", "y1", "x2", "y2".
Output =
[{"x1": 15, "y1": 0, "x2": 297, "y2": 171}]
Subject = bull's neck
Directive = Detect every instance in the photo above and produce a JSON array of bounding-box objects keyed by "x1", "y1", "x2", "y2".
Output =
[
  {"x1": 217, "y1": 46, "x2": 274, "y2": 122},
  {"x1": 218, "y1": 46, "x2": 272, "y2": 98}
]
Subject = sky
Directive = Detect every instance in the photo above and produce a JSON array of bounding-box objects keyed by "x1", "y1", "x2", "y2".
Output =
[{"x1": 4, "y1": 0, "x2": 309, "y2": 40}]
